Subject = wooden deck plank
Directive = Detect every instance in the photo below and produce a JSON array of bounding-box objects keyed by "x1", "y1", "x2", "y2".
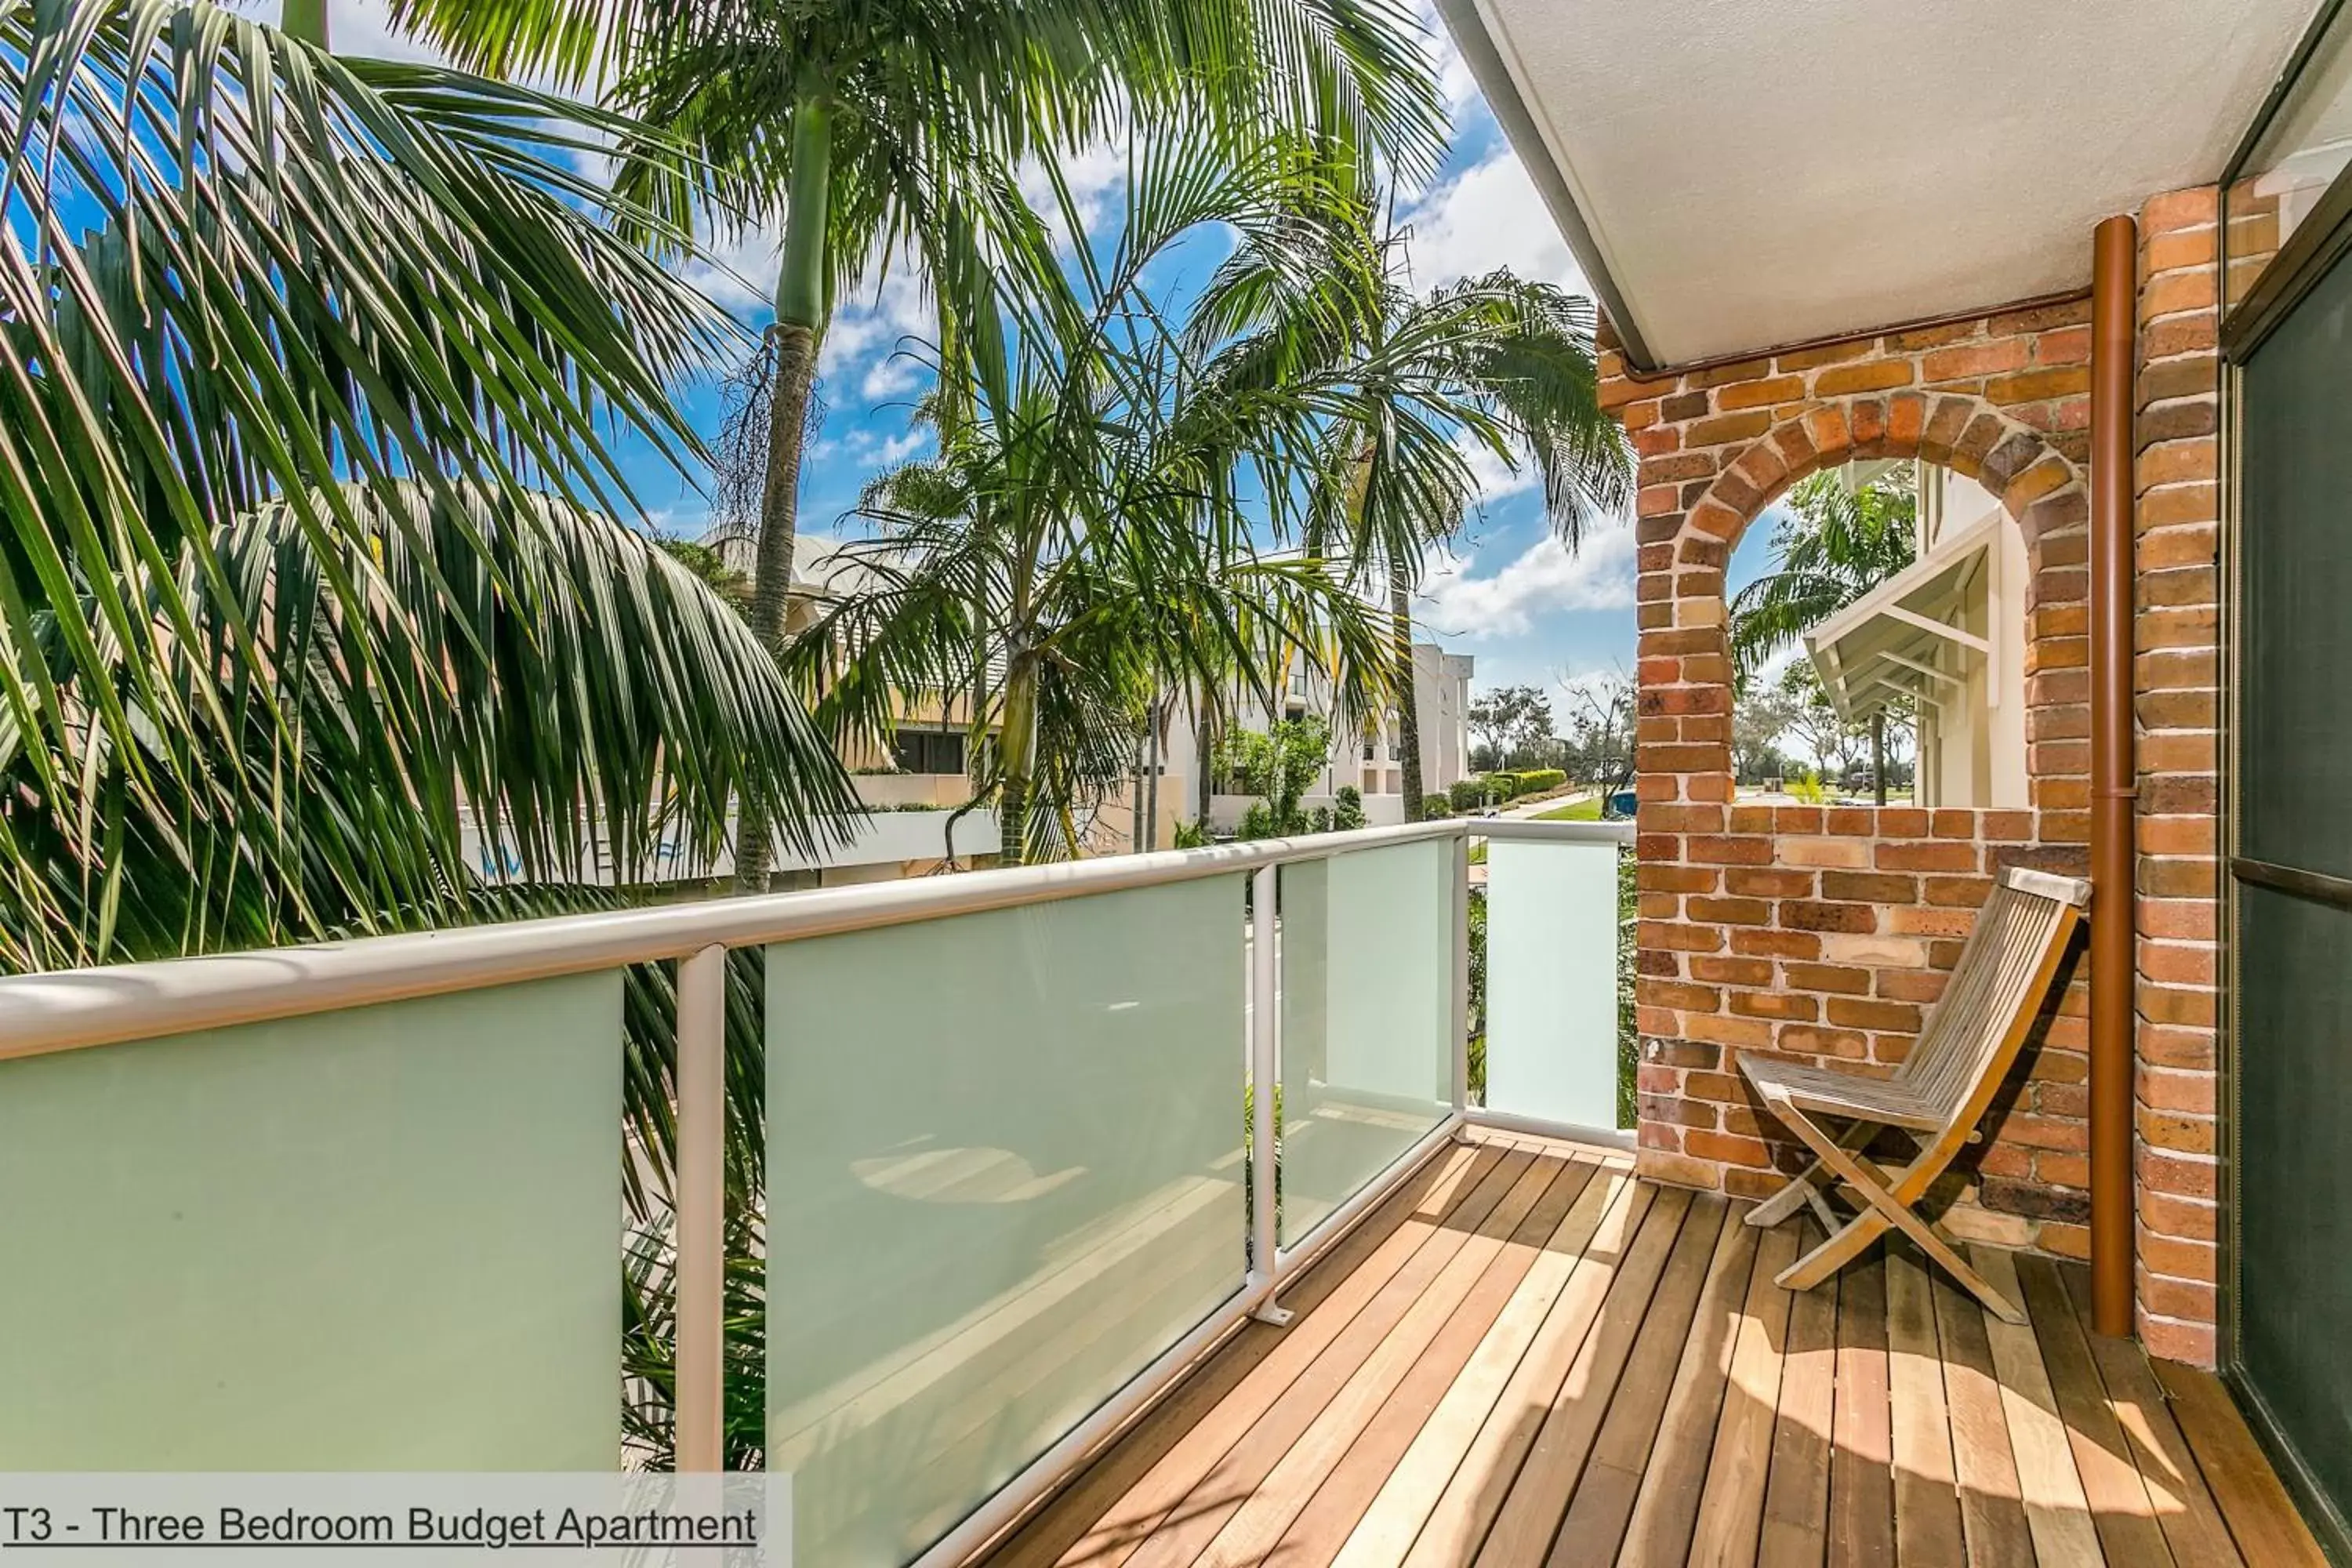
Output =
[
  {"x1": 990, "y1": 1142, "x2": 1485, "y2": 1568},
  {"x1": 1927, "y1": 1264, "x2": 2034, "y2": 1568},
  {"x1": 1756, "y1": 1222, "x2": 1836, "y2": 1568},
  {"x1": 1332, "y1": 1165, "x2": 1641, "y2": 1568},
  {"x1": 969, "y1": 1152, "x2": 2325, "y2": 1568},
  {"x1": 1043, "y1": 1142, "x2": 1515, "y2": 1568},
  {"x1": 1181, "y1": 1151, "x2": 1569, "y2": 1568},
  {"x1": 1826, "y1": 1253, "x2": 1893, "y2": 1568},
  {"x1": 1472, "y1": 1189, "x2": 1718, "y2": 1568},
  {"x1": 1439, "y1": 1189, "x2": 1703, "y2": 1568},
  {"x1": 1970, "y1": 1243, "x2": 2104, "y2": 1566},
  {"x1": 1885, "y1": 1243, "x2": 1965, "y2": 1568},
  {"x1": 2057, "y1": 1266, "x2": 2245, "y2": 1568},
  {"x1": 2152, "y1": 1358, "x2": 2330, "y2": 1568},
  {"x1": 2016, "y1": 1255, "x2": 2175, "y2": 1568},
  {"x1": 1686, "y1": 1219, "x2": 1804, "y2": 1568},
  {"x1": 1268, "y1": 1158, "x2": 1611, "y2": 1568},
  {"x1": 1575, "y1": 1196, "x2": 1762, "y2": 1566}
]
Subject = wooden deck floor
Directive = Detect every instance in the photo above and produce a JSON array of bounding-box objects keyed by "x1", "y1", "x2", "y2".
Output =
[{"x1": 979, "y1": 1131, "x2": 2325, "y2": 1568}]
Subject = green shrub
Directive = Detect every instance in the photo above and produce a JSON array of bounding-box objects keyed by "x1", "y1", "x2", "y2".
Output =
[
  {"x1": 1447, "y1": 778, "x2": 1486, "y2": 811},
  {"x1": 1333, "y1": 786, "x2": 1366, "y2": 831},
  {"x1": 1173, "y1": 818, "x2": 1211, "y2": 849},
  {"x1": 1484, "y1": 771, "x2": 1523, "y2": 800},
  {"x1": 1423, "y1": 798, "x2": 1454, "y2": 820},
  {"x1": 1238, "y1": 800, "x2": 1278, "y2": 840},
  {"x1": 1515, "y1": 768, "x2": 1566, "y2": 793}
]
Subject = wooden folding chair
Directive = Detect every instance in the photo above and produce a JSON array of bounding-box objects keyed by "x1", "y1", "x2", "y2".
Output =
[{"x1": 1739, "y1": 864, "x2": 2091, "y2": 1323}]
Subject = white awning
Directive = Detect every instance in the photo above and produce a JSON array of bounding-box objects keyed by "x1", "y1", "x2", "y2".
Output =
[{"x1": 1806, "y1": 509, "x2": 2002, "y2": 724}]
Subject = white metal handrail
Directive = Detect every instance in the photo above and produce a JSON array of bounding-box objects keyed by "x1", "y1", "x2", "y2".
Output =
[
  {"x1": 0, "y1": 809, "x2": 1634, "y2": 1566},
  {"x1": 0, "y1": 819, "x2": 1468, "y2": 1063}
]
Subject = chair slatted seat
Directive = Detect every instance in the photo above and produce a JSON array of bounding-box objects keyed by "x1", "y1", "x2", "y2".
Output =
[{"x1": 1738, "y1": 864, "x2": 2092, "y2": 1324}]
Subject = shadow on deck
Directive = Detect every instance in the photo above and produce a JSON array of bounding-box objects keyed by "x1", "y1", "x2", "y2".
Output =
[{"x1": 975, "y1": 1131, "x2": 2321, "y2": 1568}]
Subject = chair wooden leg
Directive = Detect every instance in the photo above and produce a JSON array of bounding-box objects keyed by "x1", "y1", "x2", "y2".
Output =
[
  {"x1": 1745, "y1": 1116, "x2": 1878, "y2": 1228},
  {"x1": 1767, "y1": 1098, "x2": 2027, "y2": 1325}
]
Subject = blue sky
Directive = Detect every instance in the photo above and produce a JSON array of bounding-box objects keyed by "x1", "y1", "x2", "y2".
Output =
[{"x1": 292, "y1": 0, "x2": 1743, "y2": 710}]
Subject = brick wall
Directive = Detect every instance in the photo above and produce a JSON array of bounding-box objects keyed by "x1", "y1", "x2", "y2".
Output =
[
  {"x1": 1609, "y1": 196, "x2": 2230, "y2": 1362},
  {"x1": 1634, "y1": 805, "x2": 2092, "y2": 1257},
  {"x1": 2132, "y1": 188, "x2": 2228, "y2": 1366}
]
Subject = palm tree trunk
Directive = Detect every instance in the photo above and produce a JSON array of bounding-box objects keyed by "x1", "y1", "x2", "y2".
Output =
[
  {"x1": 1142, "y1": 695, "x2": 1161, "y2": 851},
  {"x1": 996, "y1": 656, "x2": 1040, "y2": 866},
  {"x1": 281, "y1": 0, "x2": 327, "y2": 43},
  {"x1": 1390, "y1": 567, "x2": 1425, "y2": 819},
  {"x1": 1196, "y1": 704, "x2": 1217, "y2": 826},
  {"x1": 735, "y1": 103, "x2": 833, "y2": 893}
]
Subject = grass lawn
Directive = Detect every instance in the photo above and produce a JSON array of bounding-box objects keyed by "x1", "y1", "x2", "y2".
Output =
[{"x1": 1534, "y1": 794, "x2": 1604, "y2": 821}]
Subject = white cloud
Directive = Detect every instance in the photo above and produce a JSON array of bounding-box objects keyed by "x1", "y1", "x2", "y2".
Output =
[
  {"x1": 855, "y1": 430, "x2": 931, "y2": 466},
  {"x1": 1417, "y1": 517, "x2": 1637, "y2": 638},
  {"x1": 265, "y1": 0, "x2": 448, "y2": 63},
  {"x1": 1016, "y1": 137, "x2": 1129, "y2": 252},
  {"x1": 1410, "y1": 0, "x2": 1486, "y2": 125},
  {"x1": 683, "y1": 223, "x2": 784, "y2": 315},
  {"x1": 1454, "y1": 430, "x2": 1535, "y2": 507},
  {"x1": 1396, "y1": 151, "x2": 1587, "y2": 294}
]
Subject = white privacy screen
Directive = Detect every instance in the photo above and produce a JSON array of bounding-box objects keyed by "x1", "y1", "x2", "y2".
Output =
[
  {"x1": 1276, "y1": 839, "x2": 1454, "y2": 1247},
  {"x1": 1485, "y1": 837, "x2": 1625, "y2": 1131},
  {"x1": 765, "y1": 875, "x2": 1249, "y2": 1566},
  {"x1": 0, "y1": 975, "x2": 624, "y2": 1470}
]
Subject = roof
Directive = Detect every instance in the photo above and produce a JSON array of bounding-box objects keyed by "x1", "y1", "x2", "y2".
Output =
[
  {"x1": 1806, "y1": 507, "x2": 2002, "y2": 723},
  {"x1": 700, "y1": 530, "x2": 898, "y2": 597},
  {"x1": 1436, "y1": 0, "x2": 2321, "y2": 370}
]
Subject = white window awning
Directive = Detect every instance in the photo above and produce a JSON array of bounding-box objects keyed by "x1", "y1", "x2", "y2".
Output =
[{"x1": 1805, "y1": 509, "x2": 2002, "y2": 724}]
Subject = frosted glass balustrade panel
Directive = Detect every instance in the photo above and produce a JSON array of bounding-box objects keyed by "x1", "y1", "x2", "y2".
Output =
[
  {"x1": 0, "y1": 975, "x2": 623, "y2": 1469},
  {"x1": 1277, "y1": 840, "x2": 1454, "y2": 1247},
  {"x1": 765, "y1": 876, "x2": 1248, "y2": 1567},
  {"x1": 1486, "y1": 838, "x2": 1626, "y2": 1131}
]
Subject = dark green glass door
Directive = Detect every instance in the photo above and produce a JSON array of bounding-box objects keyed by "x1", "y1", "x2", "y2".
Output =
[{"x1": 2234, "y1": 234, "x2": 2352, "y2": 1537}]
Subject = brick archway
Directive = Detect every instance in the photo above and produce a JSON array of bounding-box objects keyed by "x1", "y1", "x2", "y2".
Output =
[
  {"x1": 1640, "y1": 387, "x2": 2087, "y2": 815},
  {"x1": 1595, "y1": 198, "x2": 2228, "y2": 1366},
  {"x1": 1598, "y1": 305, "x2": 2107, "y2": 1248}
]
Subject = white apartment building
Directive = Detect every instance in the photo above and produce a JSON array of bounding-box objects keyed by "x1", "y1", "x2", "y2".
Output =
[{"x1": 1153, "y1": 641, "x2": 1475, "y2": 837}]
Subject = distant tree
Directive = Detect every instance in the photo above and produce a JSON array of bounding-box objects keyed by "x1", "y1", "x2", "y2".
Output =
[
  {"x1": 1221, "y1": 717, "x2": 1334, "y2": 839},
  {"x1": 1469, "y1": 684, "x2": 1557, "y2": 771},
  {"x1": 1560, "y1": 670, "x2": 1636, "y2": 793},
  {"x1": 655, "y1": 538, "x2": 753, "y2": 615},
  {"x1": 1733, "y1": 682, "x2": 1803, "y2": 783},
  {"x1": 1779, "y1": 662, "x2": 1870, "y2": 779}
]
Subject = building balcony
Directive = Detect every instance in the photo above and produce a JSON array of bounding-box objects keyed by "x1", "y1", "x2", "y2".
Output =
[{"x1": 0, "y1": 820, "x2": 2316, "y2": 1566}]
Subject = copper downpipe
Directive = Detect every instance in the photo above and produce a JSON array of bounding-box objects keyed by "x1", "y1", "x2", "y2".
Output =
[{"x1": 2089, "y1": 214, "x2": 2138, "y2": 1338}]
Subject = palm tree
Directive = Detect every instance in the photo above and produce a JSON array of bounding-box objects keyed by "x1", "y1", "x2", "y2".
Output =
[
  {"x1": 3, "y1": 0, "x2": 861, "y2": 1461},
  {"x1": 788, "y1": 135, "x2": 1392, "y2": 865},
  {"x1": 1726, "y1": 469, "x2": 1918, "y2": 679},
  {"x1": 1728, "y1": 469, "x2": 1918, "y2": 799},
  {"x1": 2, "y1": 0, "x2": 862, "y2": 962},
  {"x1": 1196, "y1": 204, "x2": 1633, "y2": 817},
  {"x1": 389, "y1": 0, "x2": 1448, "y2": 887}
]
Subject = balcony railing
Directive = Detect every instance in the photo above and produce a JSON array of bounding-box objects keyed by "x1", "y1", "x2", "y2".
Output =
[{"x1": 0, "y1": 816, "x2": 1631, "y2": 1566}]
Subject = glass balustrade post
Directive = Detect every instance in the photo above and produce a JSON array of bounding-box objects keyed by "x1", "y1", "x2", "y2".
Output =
[
  {"x1": 673, "y1": 942, "x2": 728, "y2": 1474},
  {"x1": 1247, "y1": 861, "x2": 1290, "y2": 1325},
  {"x1": 1450, "y1": 827, "x2": 1471, "y2": 1128}
]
